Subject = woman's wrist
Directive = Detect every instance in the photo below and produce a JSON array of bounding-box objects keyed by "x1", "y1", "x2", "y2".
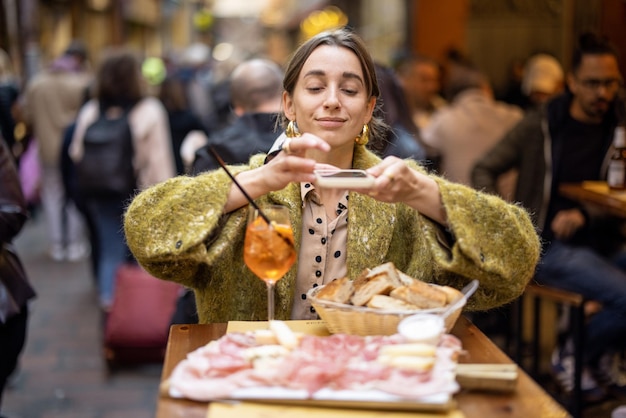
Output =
[
  {"x1": 404, "y1": 175, "x2": 447, "y2": 225},
  {"x1": 223, "y1": 166, "x2": 273, "y2": 213}
]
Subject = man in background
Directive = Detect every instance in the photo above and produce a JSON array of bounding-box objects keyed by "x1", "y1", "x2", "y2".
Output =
[
  {"x1": 191, "y1": 58, "x2": 284, "y2": 174},
  {"x1": 472, "y1": 33, "x2": 626, "y2": 402}
]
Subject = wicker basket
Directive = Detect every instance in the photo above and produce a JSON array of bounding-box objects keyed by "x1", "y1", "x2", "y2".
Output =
[{"x1": 308, "y1": 284, "x2": 464, "y2": 336}]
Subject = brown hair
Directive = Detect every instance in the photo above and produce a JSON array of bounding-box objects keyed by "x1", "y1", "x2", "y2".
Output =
[
  {"x1": 280, "y1": 27, "x2": 387, "y2": 144},
  {"x1": 95, "y1": 48, "x2": 143, "y2": 108},
  {"x1": 158, "y1": 76, "x2": 189, "y2": 112}
]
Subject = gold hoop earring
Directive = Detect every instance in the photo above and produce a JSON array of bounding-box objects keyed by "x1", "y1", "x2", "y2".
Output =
[
  {"x1": 286, "y1": 120, "x2": 301, "y2": 138},
  {"x1": 355, "y1": 124, "x2": 369, "y2": 145}
]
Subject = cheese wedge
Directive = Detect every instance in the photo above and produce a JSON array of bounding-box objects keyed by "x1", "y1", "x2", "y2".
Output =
[
  {"x1": 269, "y1": 320, "x2": 299, "y2": 350},
  {"x1": 378, "y1": 343, "x2": 437, "y2": 357},
  {"x1": 377, "y1": 354, "x2": 435, "y2": 372}
]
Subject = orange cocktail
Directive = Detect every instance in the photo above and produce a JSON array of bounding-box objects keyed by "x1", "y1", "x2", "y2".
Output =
[
  {"x1": 243, "y1": 205, "x2": 296, "y2": 320},
  {"x1": 244, "y1": 219, "x2": 296, "y2": 283}
]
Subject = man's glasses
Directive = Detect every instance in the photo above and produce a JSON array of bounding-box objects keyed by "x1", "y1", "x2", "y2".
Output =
[{"x1": 577, "y1": 77, "x2": 623, "y2": 91}]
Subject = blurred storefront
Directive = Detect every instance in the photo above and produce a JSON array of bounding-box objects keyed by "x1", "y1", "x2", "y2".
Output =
[
  {"x1": 0, "y1": 0, "x2": 624, "y2": 92},
  {"x1": 0, "y1": 0, "x2": 409, "y2": 84}
]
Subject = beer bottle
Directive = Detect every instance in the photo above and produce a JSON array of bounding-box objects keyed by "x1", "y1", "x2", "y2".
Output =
[{"x1": 608, "y1": 126, "x2": 626, "y2": 190}]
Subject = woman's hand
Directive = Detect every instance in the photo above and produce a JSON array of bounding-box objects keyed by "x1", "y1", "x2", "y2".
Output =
[
  {"x1": 261, "y1": 133, "x2": 331, "y2": 190},
  {"x1": 357, "y1": 156, "x2": 447, "y2": 225},
  {"x1": 224, "y1": 134, "x2": 330, "y2": 212}
]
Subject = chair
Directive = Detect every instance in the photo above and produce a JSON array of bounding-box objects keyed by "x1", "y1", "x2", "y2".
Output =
[{"x1": 511, "y1": 282, "x2": 587, "y2": 418}]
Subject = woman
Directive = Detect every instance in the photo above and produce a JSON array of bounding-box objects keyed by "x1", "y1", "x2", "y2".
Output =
[
  {"x1": 124, "y1": 28, "x2": 540, "y2": 323},
  {"x1": 70, "y1": 48, "x2": 175, "y2": 310},
  {"x1": 0, "y1": 138, "x2": 36, "y2": 413}
]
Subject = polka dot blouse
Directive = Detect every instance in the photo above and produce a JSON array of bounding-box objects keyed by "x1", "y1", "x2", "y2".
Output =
[{"x1": 290, "y1": 182, "x2": 349, "y2": 320}]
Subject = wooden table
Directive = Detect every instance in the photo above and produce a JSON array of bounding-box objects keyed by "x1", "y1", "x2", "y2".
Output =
[
  {"x1": 156, "y1": 317, "x2": 569, "y2": 418},
  {"x1": 560, "y1": 181, "x2": 626, "y2": 218}
]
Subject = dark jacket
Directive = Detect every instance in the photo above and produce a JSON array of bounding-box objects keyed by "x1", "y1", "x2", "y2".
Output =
[
  {"x1": 0, "y1": 83, "x2": 19, "y2": 152},
  {"x1": 472, "y1": 92, "x2": 617, "y2": 233},
  {"x1": 0, "y1": 140, "x2": 35, "y2": 323},
  {"x1": 191, "y1": 112, "x2": 280, "y2": 175},
  {"x1": 167, "y1": 109, "x2": 206, "y2": 175}
]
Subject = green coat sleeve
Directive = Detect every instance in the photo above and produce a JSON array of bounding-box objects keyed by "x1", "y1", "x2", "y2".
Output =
[
  {"x1": 123, "y1": 163, "x2": 248, "y2": 288},
  {"x1": 411, "y1": 177, "x2": 541, "y2": 310}
]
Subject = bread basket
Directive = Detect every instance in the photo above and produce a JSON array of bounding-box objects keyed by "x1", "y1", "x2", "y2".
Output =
[{"x1": 308, "y1": 283, "x2": 467, "y2": 336}]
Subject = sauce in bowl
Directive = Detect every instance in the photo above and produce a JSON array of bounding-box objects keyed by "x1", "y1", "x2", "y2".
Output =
[{"x1": 397, "y1": 313, "x2": 445, "y2": 345}]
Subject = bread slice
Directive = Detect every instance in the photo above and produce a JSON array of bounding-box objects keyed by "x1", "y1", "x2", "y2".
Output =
[
  {"x1": 438, "y1": 285, "x2": 462, "y2": 305},
  {"x1": 366, "y1": 294, "x2": 421, "y2": 311},
  {"x1": 397, "y1": 270, "x2": 418, "y2": 286},
  {"x1": 350, "y1": 273, "x2": 397, "y2": 306},
  {"x1": 390, "y1": 281, "x2": 447, "y2": 309},
  {"x1": 315, "y1": 276, "x2": 354, "y2": 304},
  {"x1": 365, "y1": 262, "x2": 404, "y2": 288}
]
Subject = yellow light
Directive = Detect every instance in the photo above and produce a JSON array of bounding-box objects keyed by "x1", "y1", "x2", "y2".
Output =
[
  {"x1": 193, "y1": 9, "x2": 214, "y2": 31},
  {"x1": 300, "y1": 6, "x2": 348, "y2": 40}
]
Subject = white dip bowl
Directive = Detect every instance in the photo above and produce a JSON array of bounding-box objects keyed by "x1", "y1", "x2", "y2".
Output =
[{"x1": 397, "y1": 313, "x2": 445, "y2": 345}]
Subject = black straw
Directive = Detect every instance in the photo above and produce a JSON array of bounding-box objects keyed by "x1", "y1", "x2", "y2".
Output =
[{"x1": 208, "y1": 146, "x2": 272, "y2": 225}]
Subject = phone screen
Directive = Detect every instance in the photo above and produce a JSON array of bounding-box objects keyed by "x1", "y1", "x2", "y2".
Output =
[{"x1": 322, "y1": 171, "x2": 368, "y2": 178}]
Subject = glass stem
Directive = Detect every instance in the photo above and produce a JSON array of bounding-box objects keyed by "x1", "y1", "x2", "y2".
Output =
[{"x1": 267, "y1": 282, "x2": 275, "y2": 321}]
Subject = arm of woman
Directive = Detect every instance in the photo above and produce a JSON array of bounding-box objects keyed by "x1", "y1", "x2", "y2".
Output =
[
  {"x1": 124, "y1": 161, "x2": 250, "y2": 288},
  {"x1": 363, "y1": 156, "x2": 540, "y2": 310},
  {"x1": 408, "y1": 175, "x2": 541, "y2": 310}
]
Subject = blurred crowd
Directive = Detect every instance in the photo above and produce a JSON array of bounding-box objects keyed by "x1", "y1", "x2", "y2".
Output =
[{"x1": 1, "y1": 26, "x2": 625, "y2": 416}]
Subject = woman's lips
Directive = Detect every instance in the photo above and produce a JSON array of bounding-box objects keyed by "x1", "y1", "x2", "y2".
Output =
[{"x1": 316, "y1": 118, "x2": 345, "y2": 129}]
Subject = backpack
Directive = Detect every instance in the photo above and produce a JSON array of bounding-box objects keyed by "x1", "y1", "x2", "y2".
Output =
[{"x1": 76, "y1": 105, "x2": 136, "y2": 198}]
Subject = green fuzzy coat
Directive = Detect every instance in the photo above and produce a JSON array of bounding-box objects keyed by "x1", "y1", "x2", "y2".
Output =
[{"x1": 124, "y1": 146, "x2": 540, "y2": 324}]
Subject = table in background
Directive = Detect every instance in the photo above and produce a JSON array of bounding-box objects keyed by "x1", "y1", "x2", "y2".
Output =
[
  {"x1": 156, "y1": 317, "x2": 569, "y2": 418},
  {"x1": 560, "y1": 181, "x2": 626, "y2": 218}
]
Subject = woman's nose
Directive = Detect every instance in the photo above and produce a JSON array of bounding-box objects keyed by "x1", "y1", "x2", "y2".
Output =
[{"x1": 323, "y1": 86, "x2": 340, "y2": 108}]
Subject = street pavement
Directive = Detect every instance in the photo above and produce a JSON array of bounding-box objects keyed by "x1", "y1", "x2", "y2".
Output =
[{"x1": 3, "y1": 214, "x2": 161, "y2": 418}]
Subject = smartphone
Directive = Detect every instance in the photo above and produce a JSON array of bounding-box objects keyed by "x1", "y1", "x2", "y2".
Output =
[{"x1": 314, "y1": 169, "x2": 375, "y2": 188}]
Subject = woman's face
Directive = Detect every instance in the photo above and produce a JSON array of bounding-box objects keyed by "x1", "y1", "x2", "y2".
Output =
[{"x1": 283, "y1": 45, "x2": 376, "y2": 149}]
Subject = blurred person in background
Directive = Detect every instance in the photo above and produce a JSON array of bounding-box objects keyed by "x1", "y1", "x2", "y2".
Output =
[
  {"x1": 192, "y1": 58, "x2": 284, "y2": 174},
  {"x1": 0, "y1": 49, "x2": 20, "y2": 162},
  {"x1": 174, "y1": 43, "x2": 218, "y2": 132},
  {"x1": 367, "y1": 63, "x2": 427, "y2": 164},
  {"x1": 520, "y1": 53, "x2": 565, "y2": 110},
  {"x1": 0, "y1": 138, "x2": 36, "y2": 416},
  {"x1": 394, "y1": 54, "x2": 447, "y2": 132},
  {"x1": 497, "y1": 57, "x2": 527, "y2": 108},
  {"x1": 69, "y1": 48, "x2": 176, "y2": 312},
  {"x1": 158, "y1": 76, "x2": 207, "y2": 175},
  {"x1": 23, "y1": 40, "x2": 92, "y2": 262},
  {"x1": 472, "y1": 33, "x2": 626, "y2": 402},
  {"x1": 422, "y1": 65, "x2": 523, "y2": 200}
]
